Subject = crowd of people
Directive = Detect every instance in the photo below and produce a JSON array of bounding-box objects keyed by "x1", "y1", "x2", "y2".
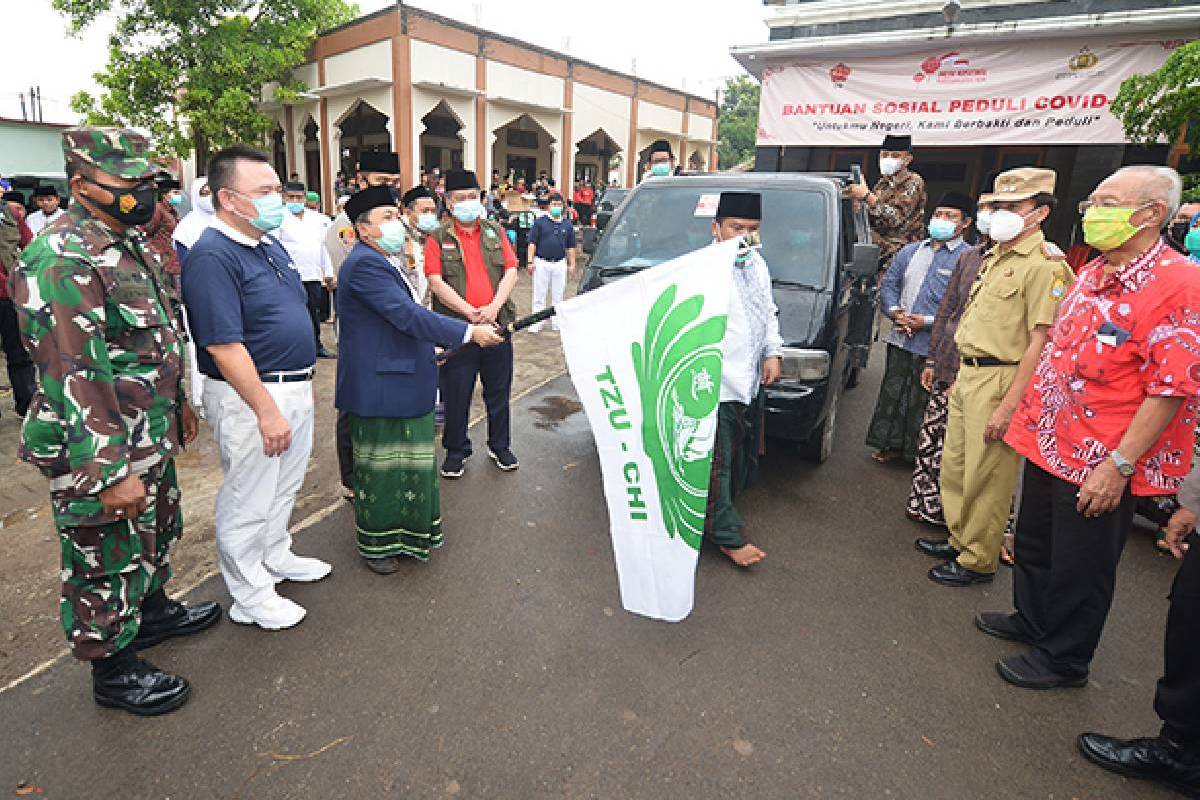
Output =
[
  {"x1": 0, "y1": 125, "x2": 1197, "y2": 796},
  {"x1": 852, "y1": 133, "x2": 1199, "y2": 794}
]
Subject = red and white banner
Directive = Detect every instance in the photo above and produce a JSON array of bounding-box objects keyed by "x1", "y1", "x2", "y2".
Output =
[{"x1": 757, "y1": 37, "x2": 1185, "y2": 147}]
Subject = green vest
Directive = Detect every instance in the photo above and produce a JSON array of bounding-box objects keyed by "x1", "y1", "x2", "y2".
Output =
[
  {"x1": 431, "y1": 218, "x2": 515, "y2": 327},
  {"x1": 0, "y1": 206, "x2": 22, "y2": 279}
]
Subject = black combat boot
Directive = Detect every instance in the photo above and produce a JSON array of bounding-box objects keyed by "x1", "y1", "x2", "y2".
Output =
[
  {"x1": 92, "y1": 646, "x2": 191, "y2": 716},
  {"x1": 133, "y1": 589, "x2": 222, "y2": 649}
]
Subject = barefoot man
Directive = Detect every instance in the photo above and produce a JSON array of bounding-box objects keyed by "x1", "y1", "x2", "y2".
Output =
[{"x1": 705, "y1": 191, "x2": 783, "y2": 567}]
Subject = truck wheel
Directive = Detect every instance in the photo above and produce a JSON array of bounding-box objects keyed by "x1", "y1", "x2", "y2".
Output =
[{"x1": 800, "y1": 386, "x2": 840, "y2": 463}]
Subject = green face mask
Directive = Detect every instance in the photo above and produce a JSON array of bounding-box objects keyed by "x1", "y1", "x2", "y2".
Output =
[
  {"x1": 1186, "y1": 228, "x2": 1200, "y2": 256},
  {"x1": 1082, "y1": 204, "x2": 1148, "y2": 252}
]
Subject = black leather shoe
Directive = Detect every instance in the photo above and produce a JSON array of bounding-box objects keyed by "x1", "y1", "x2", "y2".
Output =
[
  {"x1": 1078, "y1": 733, "x2": 1200, "y2": 797},
  {"x1": 928, "y1": 560, "x2": 994, "y2": 587},
  {"x1": 93, "y1": 658, "x2": 191, "y2": 716},
  {"x1": 317, "y1": 346, "x2": 337, "y2": 359},
  {"x1": 915, "y1": 537, "x2": 959, "y2": 560},
  {"x1": 133, "y1": 600, "x2": 222, "y2": 650},
  {"x1": 996, "y1": 652, "x2": 1088, "y2": 690},
  {"x1": 364, "y1": 556, "x2": 400, "y2": 575},
  {"x1": 975, "y1": 612, "x2": 1033, "y2": 644}
]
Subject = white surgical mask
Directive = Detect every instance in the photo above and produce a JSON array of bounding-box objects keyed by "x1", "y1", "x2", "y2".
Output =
[
  {"x1": 988, "y1": 209, "x2": 1034, "y2": 244},
  {"x1": 196, "y1": 195, "x2": 213, "y2": 215},
  {"x1": 975, "y1": 209, "x2": 992, "y2": 236},
  {"x1": 879, "y1": 157, "x2": 904, "y2": 177}
]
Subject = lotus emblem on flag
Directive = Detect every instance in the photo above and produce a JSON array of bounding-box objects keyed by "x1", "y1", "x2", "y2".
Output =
[{"x1": 632, "y1": 284, "x2": 727, "y2": 552}]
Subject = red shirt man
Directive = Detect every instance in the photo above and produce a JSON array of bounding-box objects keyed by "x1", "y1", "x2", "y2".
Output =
[
  {"x1": 1006, "y1": 239, "x2": 1200, "y2": 493},
  {"x1": 423, "y1": 220, "x2": 518, "y2": 307}
]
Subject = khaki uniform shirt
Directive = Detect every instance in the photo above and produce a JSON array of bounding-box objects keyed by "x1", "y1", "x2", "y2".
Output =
[{"x1": 955, "y1": 230, "x2": 1073, "y2": 363}]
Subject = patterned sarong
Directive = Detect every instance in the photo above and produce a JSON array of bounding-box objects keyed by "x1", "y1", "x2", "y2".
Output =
[
  {"x1": 865, "y1": 344, "x2": 928, "y2": 462},
  {"x1": 350, "y1": 411, "x2": 442, "y2": 561},
  {"x1": 908, "y1": 386, "x2": 949, "y2": 526}
]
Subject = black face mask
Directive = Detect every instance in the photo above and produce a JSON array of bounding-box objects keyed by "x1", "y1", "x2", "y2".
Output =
[
  {"x1": 85, "y1": 177, "x2": 156, "y2": 226},
  {"x1": 1170, "y1": 221, "x2": 1190, "y2": 246}
]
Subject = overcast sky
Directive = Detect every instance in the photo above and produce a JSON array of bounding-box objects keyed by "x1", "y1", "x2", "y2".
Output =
[{"x1": 2, "y1": 0, "x2": 766, "y2": 124}]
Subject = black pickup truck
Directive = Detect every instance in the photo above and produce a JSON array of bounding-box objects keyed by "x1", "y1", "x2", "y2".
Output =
[{"x1": 578, "y1": 172, "x2": 880, "y2": 462}]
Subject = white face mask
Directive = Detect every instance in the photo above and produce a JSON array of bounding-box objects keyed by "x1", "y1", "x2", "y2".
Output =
[
  {"x1": 879, "y1": 156, "x2": 904, "y2": 177},
  {"x1": 196, "y1": 195, "x2": 213, "y2": 215},
  {"x1": 975, "y1": 209, "x2": 992, "y2": 236},
  {"x1": 988, "y1": 208, "x2": 1035, "y2": 243}
]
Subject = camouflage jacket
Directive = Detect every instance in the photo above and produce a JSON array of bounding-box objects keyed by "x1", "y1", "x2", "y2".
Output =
[
  {"x1": 12, "y1": 205, "x2": 184, "y2": 496},
  {"x1": 868, "y1": 168, "x2": 927, "y2": 266}
]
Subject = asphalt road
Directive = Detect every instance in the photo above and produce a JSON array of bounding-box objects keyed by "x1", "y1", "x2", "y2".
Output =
[{"x1": 0, "y1": 355, "x2": 1182, "y2": 799}]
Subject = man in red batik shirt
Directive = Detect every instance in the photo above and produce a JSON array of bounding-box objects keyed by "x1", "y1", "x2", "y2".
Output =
[{"x1": 976, "y1": 166, "x2": 1200, "y2": 691}]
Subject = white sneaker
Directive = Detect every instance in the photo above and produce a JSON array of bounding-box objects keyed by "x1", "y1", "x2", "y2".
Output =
[
  {"x1": 265, "y1": 555, "x2": 332, "y2": 583},
  {"x1": 229, "y1": 594, "x2": 306, "y2": 630}
]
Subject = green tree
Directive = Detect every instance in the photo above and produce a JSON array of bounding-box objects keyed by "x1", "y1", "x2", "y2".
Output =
[
  {"x1": 717, "y1": 76, "x2": 760, "y2": 170},
  {"x1": 57, "y1": 0, "x2": 357, "y2": 159},
  {"x1": 1112, "y1": 39, "x2": 1200, "y2": 153}
]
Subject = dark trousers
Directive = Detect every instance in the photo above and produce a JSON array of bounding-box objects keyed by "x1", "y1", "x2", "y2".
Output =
[
  {"x1": 336, "y1": 409, "x2": 353, "y2": 490},
  {"x1": 1012, "y1": 462, "x2": 1135, "y2": 676},
  {"x1": 1155, "y1": 530, "x2": 1200, "y2": 745},
  {"x1": 303, "y1": 281, "x2": 325, "y2": 349},
  {"x1": 439, "y1": 338, "x2": 512, "y2": 459},
  {"x1": 320, "y1": 286, "x2": 332, "y2": 323},
  {"x1": 0, "y1": 298, "x2": 36, "y2": 415}
]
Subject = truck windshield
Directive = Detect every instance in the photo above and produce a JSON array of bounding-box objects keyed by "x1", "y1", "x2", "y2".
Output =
[{"x1": 592, "y1": 186, "x2": 829, "y2": 286}]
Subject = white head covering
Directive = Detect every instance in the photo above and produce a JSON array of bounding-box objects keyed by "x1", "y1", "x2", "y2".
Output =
[{"x1": 172, "y1": 176, "x2": 214, "y2": 249}]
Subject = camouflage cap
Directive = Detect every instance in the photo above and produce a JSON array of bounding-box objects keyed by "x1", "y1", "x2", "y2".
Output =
[{"x1": 61, "y1": 127, "x2": 155, "y2": 180}]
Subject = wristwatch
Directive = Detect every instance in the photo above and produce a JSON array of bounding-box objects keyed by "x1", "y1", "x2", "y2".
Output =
[{"x1": 1110, "y1": 450, "x2": 1135, "y2": 478}]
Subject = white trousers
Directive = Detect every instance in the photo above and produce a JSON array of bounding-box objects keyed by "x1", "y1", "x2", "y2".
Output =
[
  {"x1": 203, "y1": 378, "x2": 315, "y2": 607},
  {"x1": 530, "y1": 257, "x2": 567, "y2": 332}
]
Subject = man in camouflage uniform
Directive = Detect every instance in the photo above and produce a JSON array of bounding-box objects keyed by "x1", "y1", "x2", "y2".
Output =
[
  {"x1": 11, "y1": 127, "x2": 221, "y2": 716},
  {"x1": 848, "y1": 134, "x2": 928, "y2": 266}
]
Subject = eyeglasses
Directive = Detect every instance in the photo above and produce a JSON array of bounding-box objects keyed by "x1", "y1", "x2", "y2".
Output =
[{"x1": 1078, "y1": 199, "x2": 1152, "y2": 215}]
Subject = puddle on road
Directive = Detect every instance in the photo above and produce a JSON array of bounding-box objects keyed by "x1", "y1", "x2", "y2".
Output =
[{"x1": 530, "y1": 395, "x2": 583, "y2": 430}]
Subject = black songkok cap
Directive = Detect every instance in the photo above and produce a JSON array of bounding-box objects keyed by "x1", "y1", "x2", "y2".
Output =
[
  {"x1": 715, "y1": 191, "x2": 762, "y2": 221},
  {"x1": 345, "y1": 186, "x2": 397, "y2": 222},
  {"x1": 358, "y1": 150, "x2": 400, "y2": 174},
  {"x1": 933, "y1": 191, "x2": 974, "y2": 219},
  {"x1": 283, "y1": 181, "x2": 306, "y2": 193},
  {"x1": 648, "y1": 139, "x2": 674, "y2": 158},
  {"x1": 881, "y1": 134, "x2": 912, "y2": 152},
  {"x1": 2, "y1": 191, "x2": 25, "y2": 203},
  {"x1": 156, "y1": 177, "x2": 181, "y2": 190},
  {"x1": 33, "y1": 185, "x2": 59, "y2": 197},
  {"x1": 444, "y1": 169, "x2": 480, "y2": 193},
  {"x1": 401, "y1": 186, "x2": 435, "y2": 207}
]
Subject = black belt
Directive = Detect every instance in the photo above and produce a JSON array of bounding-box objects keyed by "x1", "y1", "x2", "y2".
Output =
[
  {"x1": 961, "y1": 356, "x2": 1018, "y2": 368},
  {"x1": 208, "y1": 368, "x2": 314, "y2": 384}
]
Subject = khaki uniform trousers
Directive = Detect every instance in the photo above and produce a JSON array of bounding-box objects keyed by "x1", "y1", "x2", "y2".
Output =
[{"x1": 940, "y1": 364, "x2": 1022, "y2": 574}]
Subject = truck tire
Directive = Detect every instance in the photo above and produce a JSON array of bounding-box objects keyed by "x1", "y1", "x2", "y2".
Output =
[{"x1": 800, "y1": 384, "x2": 840, "y2": 463}]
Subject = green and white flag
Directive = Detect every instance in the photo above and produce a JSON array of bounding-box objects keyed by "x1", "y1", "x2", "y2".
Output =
[{"x1": 557, "y1": 239, "x2": 735, "y2": 622}]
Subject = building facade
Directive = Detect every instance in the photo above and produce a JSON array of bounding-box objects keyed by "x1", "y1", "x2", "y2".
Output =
[
  {"x1": 733, "y1": 0, "x2": 1200, "y2": 246},
  {"x1": 262, "y1": 5, "x2": 718, "y2": 209}
]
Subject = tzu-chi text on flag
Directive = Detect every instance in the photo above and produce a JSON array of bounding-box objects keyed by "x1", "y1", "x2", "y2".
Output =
[{"x1": 556, "y1": 239, "x2": 736, "y2": 622}]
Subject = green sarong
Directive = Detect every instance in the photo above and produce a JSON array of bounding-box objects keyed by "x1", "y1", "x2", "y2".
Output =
[
  {"x1": 704, "y1": 400, "x2": 761, "y2": 549},
  {"x1": 865, "y1": 344, "x2": 929, "y2": 462},
  {"x1": 349, "y1": 411, "x2": 443, "y2": 561}
]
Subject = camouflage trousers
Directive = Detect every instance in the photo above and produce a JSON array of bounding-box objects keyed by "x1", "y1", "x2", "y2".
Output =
[{"x1": 50, "y1": 459, "x2": 181, "y2": 661}]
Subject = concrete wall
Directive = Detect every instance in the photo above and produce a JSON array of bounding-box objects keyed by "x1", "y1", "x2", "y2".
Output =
[
  {"x1": 573, "y1": 83, "x2": 631, "y2": 159},
  {"x1": 325, "y1": 39, "x2": 392, "y2": 86},
  {"x1": 410, "y1": 40, "x2": 475, "y2": 91},
  {"x1": 0, "y1": 122, "x2": 67, "y2": 175},
  {"x1": 487, "y1": 61, "x2": 563, "y2": 111}
]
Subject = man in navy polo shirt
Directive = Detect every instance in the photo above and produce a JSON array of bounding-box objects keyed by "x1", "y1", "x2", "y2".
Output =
[
  {"x1": 526, "y1": 191, "x2": 576, "y2": 333},
  {"x1": 182, "y1": 145, "x2": 331, "y2": 632}
]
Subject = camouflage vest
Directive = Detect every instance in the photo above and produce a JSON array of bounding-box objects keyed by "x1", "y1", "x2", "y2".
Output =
[
  {"x1": 0, "y1": 206, "x2": 22, "y2": 279},
  {"x1": 431, "y1": 218, "x2": 515, "y2": 327}
]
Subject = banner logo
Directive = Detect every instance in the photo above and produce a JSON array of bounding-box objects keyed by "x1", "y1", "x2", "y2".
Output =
[
  {"x1": 830, "y1": 62, "x2": 851, "y2": 87},
  {"x1": 632, "y1": 284, "x2": 727, "y2": 551},
  {"x1": 915, "y1": 50, "x2": 988, "y2": 85},
  {"x1": 1069, "y1": 46, "x2": 1099, "y2": 71}
]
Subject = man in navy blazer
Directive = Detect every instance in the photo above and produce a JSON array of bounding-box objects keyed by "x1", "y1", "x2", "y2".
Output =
[{"x1": 336, "y1": 187, "x2": 503, "y2": 574}]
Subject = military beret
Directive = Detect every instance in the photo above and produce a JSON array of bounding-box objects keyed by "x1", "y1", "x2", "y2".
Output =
[{"x1": 62, "y1": 127, "x2": 155, "y2": 180}]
